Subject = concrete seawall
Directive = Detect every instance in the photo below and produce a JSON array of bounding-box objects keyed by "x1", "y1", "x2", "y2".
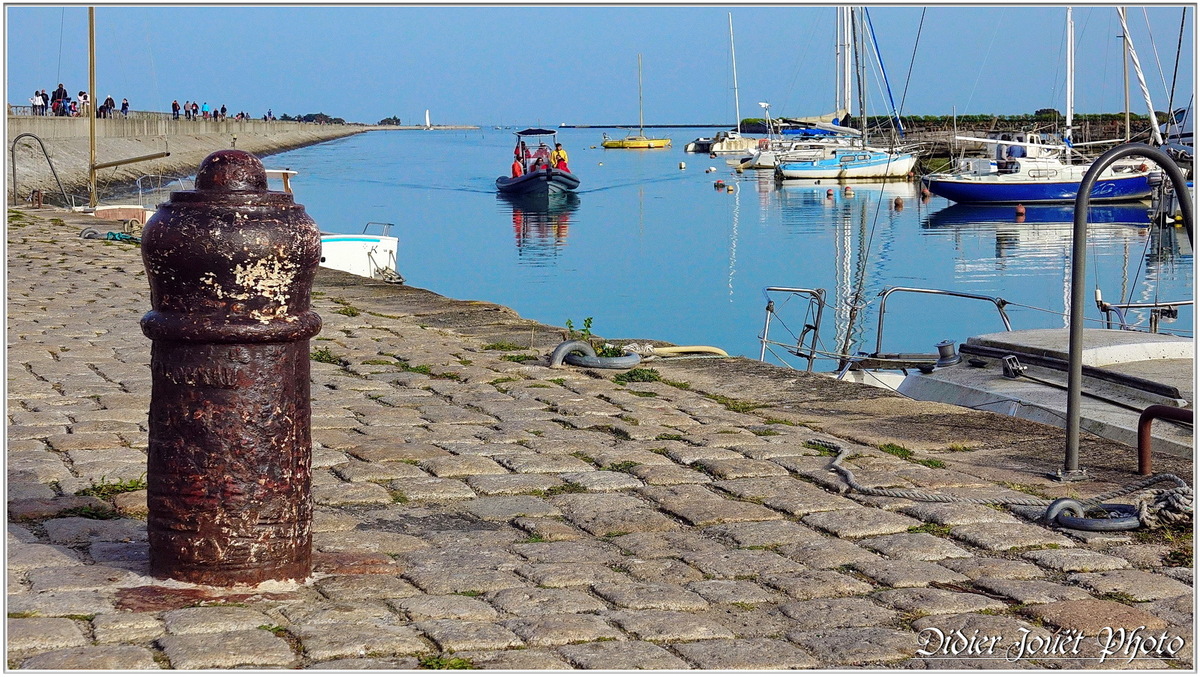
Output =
[{"x1": 7, "y1": 116, "x2": 372, "y2": 206}]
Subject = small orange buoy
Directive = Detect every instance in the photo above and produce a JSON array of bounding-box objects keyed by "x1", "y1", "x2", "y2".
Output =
[
  {"x1": 920, "y1": 187, "x2": 931, "y2": 198},
  {"x1": 893, "y1": 197, "x2": 904, "y2": 210},
  {"x1": 1015, "y1": 204, "x2": 1026, "y2": 219},
  {"x1": 843, "y1": 186, "x2": 854, "y2": 197},
  {"x1": 826, "y1": 188, "x2": 835, "y2": 198}
]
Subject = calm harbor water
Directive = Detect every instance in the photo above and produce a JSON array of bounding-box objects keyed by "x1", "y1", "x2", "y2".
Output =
[{"x1": 266, "y1": 128, "x2": 1193, "y2": 370}]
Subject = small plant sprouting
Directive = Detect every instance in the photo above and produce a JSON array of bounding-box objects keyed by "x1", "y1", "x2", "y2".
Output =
[
  {"x1": 417, "y1": 654, "x2": 478, "y2": 670},
  {"x1": 614, "y1": 368, "x2": 662, "y2": 385},
  {"x1": 483, "y1": 341, "x2": 525, "y2": 351},
  {"x1": 310, "y1": 346, "x2": 341, "y2": 365},
  {"x1": 75, "y1": 475, "x2": 148, "y2": 501}
]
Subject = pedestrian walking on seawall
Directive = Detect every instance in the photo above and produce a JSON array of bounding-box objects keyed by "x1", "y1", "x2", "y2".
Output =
[
  {"x1": 172, "y1": 100, "x2": 180, "y2": 119},
  {"x1": 121, "y1": 98, "x2": 129, "y2": 117}
]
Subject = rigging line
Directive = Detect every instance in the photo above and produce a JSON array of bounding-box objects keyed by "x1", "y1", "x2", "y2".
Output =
[
  {"x1": 895, "y1": 8, "x2": 926, "y2": 121},
  {"x1": 1165, "y1": 7, "x2": 1188, "y2": 126},
  {"x1": 960, "y1": 10, "x2": 1004, "y2": 114},
  {"x1": 862, "y1": 9, "x2": 903, "y2": 135},
  {"x1": 142, "y1": 14, "x2": 162, "y2": 111},
  {"x1": 1139, "y1": 7, "x2": 1173, "y2": 108},
  {"x1": 56, "y1": 8, "x2": 65, "y2": 84}
]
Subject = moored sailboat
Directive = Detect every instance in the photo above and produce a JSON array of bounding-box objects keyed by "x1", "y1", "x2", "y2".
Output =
[
  {"x1": 922, "y1": 8, "x2": 1156, "y2": 204},
  {"x1": 602, "y1": 54, "x2": 671, "y2": 149},
  {"x1": 773, "y1": 7, "x2": 915, "y2": 181}
]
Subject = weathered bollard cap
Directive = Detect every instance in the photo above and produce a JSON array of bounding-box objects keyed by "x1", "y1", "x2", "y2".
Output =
[{"x1": 194, "y1": 149, "x2": 269, "y2": 192}]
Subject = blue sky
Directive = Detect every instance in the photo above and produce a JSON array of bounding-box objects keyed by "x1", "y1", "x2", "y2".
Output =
[{"x1": 5, "y1": 5, "x2": 1194, "y2": 125}]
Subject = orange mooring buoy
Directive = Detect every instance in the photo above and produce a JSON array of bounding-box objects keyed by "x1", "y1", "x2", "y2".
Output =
[
  {"x1": 893, "y1": 197, "x2": 904, "y2": 211},
  {"x1": 1015, "y1": 204, "x2": 1026, "y2": 217}
]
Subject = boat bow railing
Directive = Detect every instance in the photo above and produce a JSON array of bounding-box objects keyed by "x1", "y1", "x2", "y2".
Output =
[
  {"x1": 873, "y1": 287, "x2": 1013, "y2": 357},
  {"x1": 759, "y1": 287, "x2": 826, "y2": 370}
]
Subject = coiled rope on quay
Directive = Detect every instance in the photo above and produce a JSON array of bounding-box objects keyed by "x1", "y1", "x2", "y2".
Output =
[{"x1": 810, "y1": 438, "x2": 1192, "y2": 531}]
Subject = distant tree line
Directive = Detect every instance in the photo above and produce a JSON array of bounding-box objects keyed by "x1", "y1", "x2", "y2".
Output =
[
  {"x1": 277, "y1": 112, "x2": 346, "y2": 124},
  {"x1": 378, "y1": 116, "x2": 403, "y2": 126}
]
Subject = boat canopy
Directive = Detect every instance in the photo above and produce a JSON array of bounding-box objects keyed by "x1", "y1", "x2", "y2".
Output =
[{"x1": 515, "y1": 128, "x2": 558, "y2": 137}]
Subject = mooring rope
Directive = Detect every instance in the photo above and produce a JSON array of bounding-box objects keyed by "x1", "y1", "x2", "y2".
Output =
[{"x1": 810, "y1": 438, "x2": 1193, "y2": 528}]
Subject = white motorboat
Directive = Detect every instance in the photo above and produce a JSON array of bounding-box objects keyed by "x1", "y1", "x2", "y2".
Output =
[{"x1": 266, "y1": 169, "x2": 403, "y2": 283}]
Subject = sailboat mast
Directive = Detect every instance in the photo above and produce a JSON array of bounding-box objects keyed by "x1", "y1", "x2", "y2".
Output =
[
  {"x1": 729, "y1": 12, "x2": 741, "y2": 134},
  {"x1": 1121, "y1": 7, "x2": 1131, "y2": 142},
  {"x1": 638, "y1": 53, "x2": 645, "y2": 135},
  {"x1": 88, "y1": 6, "x2": 97, "y2": 208},
  {"x1": 854, "y1": 8, "x2": 867, "y2": 136},
  {"x1": 1065, "y1": 7, "x2": 1074, "y2": 149},
  {"x1": 1116, "y1": 7, "x2": 1164, "y2": 145}
]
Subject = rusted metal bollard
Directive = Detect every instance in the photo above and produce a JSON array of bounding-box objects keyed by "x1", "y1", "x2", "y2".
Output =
[{"x1": 140, "y1": 149, "x2": 322, "y2": 586}]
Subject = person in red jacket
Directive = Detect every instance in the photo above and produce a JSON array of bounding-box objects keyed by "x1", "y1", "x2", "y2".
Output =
[{"x1": 511, "y1": 156, "x2": 524, "y2": 178}]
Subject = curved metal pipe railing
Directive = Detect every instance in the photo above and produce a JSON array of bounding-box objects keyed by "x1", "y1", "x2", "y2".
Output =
[
  {"x1": 1063, "y1": 143, "x2": 1194, "y2": 479},
  {"x1": 10, "y1": 133, "x2": 71, "y2": 208},
  {"x1": 1138, "y1": 405, "x2": 1193, "y2": 475}
]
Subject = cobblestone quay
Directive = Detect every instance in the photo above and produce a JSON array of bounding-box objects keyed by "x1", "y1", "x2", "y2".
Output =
[{"x1": 7, "y1": 207, "x2": 1193, "y2": 670}]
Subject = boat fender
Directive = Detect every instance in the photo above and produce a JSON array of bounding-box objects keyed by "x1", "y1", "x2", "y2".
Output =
[
  {"x1": 548, "y1": 340, "x2": 642, "y2": 369},
  {"x1": 1043, "y1": 498, "x2": 1141, "y2": 531},
  {"x1": 80, "y1": 227, "x2": 101, "y2": 239}
]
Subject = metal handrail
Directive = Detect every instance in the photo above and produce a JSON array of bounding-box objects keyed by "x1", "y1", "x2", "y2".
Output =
[
  {"x1": 10, "y1": 133, "x2": 72, "y2": 208},
  {"x1": 873, "y1": 287, "x2": 1013, "y2": 356},
  {"x1": 1097, "y1": 297, "x2": 1193, "y2": 334},
  {"x1": 759, "y1": 287, "x2": 826, "y2": 370},
  {"x1": 363, "y1": 222, "x2": 395, "y2": 237}
]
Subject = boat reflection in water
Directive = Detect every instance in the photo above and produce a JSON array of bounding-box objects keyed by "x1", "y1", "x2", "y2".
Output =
[
  {"x1": 922, "y1": 201, "x2": 1191, "y2": 261},
  {"x1": 499, "y1": 191, "x2": 581, "y2": 264}
]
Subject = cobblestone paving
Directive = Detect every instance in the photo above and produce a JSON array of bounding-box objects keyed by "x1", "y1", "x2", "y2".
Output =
[{"x1": 6, "y1": 209, "x2": 1193, "y2": 670}]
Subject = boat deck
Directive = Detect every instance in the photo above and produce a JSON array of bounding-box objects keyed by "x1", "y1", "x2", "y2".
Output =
[{"x1": 897, "y1": 329, "x2": 1194, "y2": 457}]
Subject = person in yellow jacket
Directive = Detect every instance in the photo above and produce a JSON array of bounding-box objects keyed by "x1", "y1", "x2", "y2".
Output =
[{"x1": 551, "y1": 143, "x2": 570, "y2": 172}]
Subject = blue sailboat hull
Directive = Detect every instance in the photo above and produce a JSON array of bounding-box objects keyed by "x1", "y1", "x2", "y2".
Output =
[{"x1": 923, "y1": 173, "x2": 1152, "y2": 205}]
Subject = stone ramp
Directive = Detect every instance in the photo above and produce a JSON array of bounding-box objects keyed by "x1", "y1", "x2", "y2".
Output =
[{"x1": 6, "y1": 208, "x2": 1193, "y2": 670}]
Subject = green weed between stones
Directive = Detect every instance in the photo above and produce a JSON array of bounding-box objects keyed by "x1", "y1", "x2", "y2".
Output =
[
  {"x1": 310, "y1": 346, "x2": 341, "y2": 364},
  {"x1": 501, "y1": 354, "x2": 539, "y2": 363},
  {"x1": 908, "y1": 523, "x2": 953, "y2": 537},
  {"x1": 483, "y1": 341, "x2": 525, "y2": 351},
  {"x1": 418, "y1": 654, "x2": 477, "y2": 670},
  {"x1": 705, "y1": 393, "x2": 764, "y2": 413},
  {"x1": 75, "y1": 475, "x2": 148, "y2": 501},
  {"x1": 613, "y1": 368, "x2": 661, "y2": 385},
  {"x1": 802, "y1": 441, "x2": 837, "y2": 456},
  {"x1": 879, "y1": 443, "x2": 946, "y2": 468},
  {"x1": 57, "y1": 505, "x2": 121, "y2": 520},
  {"x1": 542, "y1": 482, "x2": 588, "y2": 497}
]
